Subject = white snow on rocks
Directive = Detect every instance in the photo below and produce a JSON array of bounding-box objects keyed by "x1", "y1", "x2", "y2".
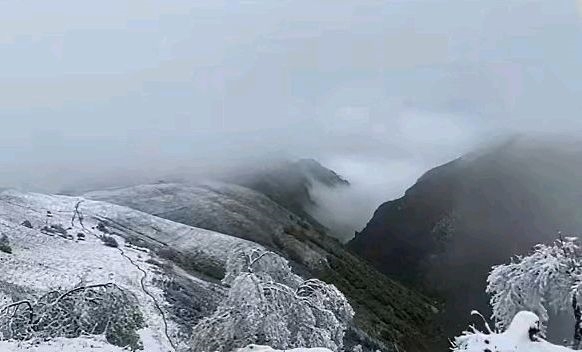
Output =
[{"x1": 453, "y1": 311, "x2": 573, "y2": 352}]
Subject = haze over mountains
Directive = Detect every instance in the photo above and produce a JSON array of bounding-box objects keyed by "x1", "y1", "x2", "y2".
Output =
[
  {"x1": 3, "y1": 0, "x2": 582, "y2": 351},
  {"x1": 0, "y1": 158, "x2": 443, "y2": 351}
]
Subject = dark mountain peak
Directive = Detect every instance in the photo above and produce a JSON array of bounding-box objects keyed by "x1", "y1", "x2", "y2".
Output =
[
  {"x1": 295, "y1": 158, "x2": 350, "y2": 187},
  {"x1": 349, "y1": 138, "x2": 582, "y2": 339},
  {"x1": 228, "y1": 158, "x2": 350, "y2": 230}
]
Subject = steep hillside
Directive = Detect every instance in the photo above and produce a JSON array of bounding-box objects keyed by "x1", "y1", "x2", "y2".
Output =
[
  {"x1": 349, "y1": 137, "x2": 582, "y2": 338},
  {"x1": 85, "y1": 183, "x2": 296, "y2": 247},
  {"x1": 85, "y1": 182, "x2": 327, "y2": 270},
  {"x1": 85, "y1": 182, "x2": 441, "y2": 351}
]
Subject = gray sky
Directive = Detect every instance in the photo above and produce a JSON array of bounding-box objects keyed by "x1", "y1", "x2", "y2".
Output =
[{"x1": 1, "y1": 0, "x2": 582, "y2": 196}]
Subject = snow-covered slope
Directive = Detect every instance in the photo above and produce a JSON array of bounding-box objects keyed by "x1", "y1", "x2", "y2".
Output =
[
  {"x1": 0, "y1": 189, "x2": 262, "y2": 351},
  {"x1": 82, "y1": 182, "x2": 440, "y2": 352},
  {"x1": 0, "y1": 336, "x2": 127, "y2": 351},
  {"x1": 1, "y1": 189, "x2": 260, "y2": 274},
  {"x1": 84, "y1": 182, "x2": 299, "y2": 248},
  {"x1": 84, "y1": 182, "x2": 328, "y2": 270}
]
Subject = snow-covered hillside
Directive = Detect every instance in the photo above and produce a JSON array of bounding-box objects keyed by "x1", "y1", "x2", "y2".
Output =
[
  {"x1": 82, "y1": 182, "x2": 440, "y2": 351},
  {"x1": 0, "y1": 189, "x2": 262, "y2": 351},
  {"x1": 84, "y1": 182, "x2": 301, "y2": 248},
  {"x1": 0, "y1": 189, "x2": 354, "y2": 351},
  {"x1": 84, "y1": 182, "x2": 328, "y2": 270},
  {"x1": 0, "y1": 189, "x2": 261, "y2": 273}
]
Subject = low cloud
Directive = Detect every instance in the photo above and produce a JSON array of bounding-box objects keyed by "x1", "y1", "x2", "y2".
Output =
[{"x1": 0, "y1": 0, "x2": 581, "y2": 215}]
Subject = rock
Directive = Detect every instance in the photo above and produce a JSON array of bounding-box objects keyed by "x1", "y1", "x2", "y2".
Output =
[{"x1": 20, "y1": 220, "x2": 33, "y2": 229}]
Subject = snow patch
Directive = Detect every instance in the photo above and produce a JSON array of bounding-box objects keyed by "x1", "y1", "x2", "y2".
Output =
[
  {"x1": 234, "y1": 345, "x2": 333, "y2": 352},
  {"x1": 0, "y1": 335, "x2": 125, "y2": 351},
  {"x1": 453, "y1": 311, "x2": 573, "y2": 352}
]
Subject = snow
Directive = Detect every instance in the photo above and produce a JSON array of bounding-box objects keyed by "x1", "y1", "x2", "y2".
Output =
[
  {"x1": 0, "y1": 190, "x2": 260, "y2": 268},
  {"x1": 0, "y1": 335, "x2": 126, "y2": 351},
  {"x1": 0, "y1": 331, "x2": 171, "y2": 351},
  {"x1": 486, "y1": 238, "x2": 578, "y2": 330},
  {"x1": 234, "y1": 345, "x2": 333, "y2": 352},
  {"x1": 0, "y1": 217, "x2": 175, "y2": 350},
  {"x1": 453, "y1": 311, "x2": 574, "y2": 352},
  {"x1": 0, "y1": 189, "x2": 264, "y2": 351},
  {"x1": 85, "y1": 182, "x2": 303, "y2": 245},
  {"x1": 83, "y1": 182, "x2": 328, "y2": 269},
  {"x1": 0, "y1": 189, "x2": 346, "y2": 352}
]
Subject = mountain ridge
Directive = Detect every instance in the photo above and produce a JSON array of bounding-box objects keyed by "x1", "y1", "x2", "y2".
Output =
[
  {"x1": 85, "y1": 175, "x2": 441, "y2": 351},
  {"x1": 349, "y1": 137, "x2": 582, "y2": 340}
]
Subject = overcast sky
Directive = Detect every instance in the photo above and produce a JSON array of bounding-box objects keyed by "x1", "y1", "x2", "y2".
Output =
[{"x1": 1, "y1": 0, "x2": 582, "y2": 196}]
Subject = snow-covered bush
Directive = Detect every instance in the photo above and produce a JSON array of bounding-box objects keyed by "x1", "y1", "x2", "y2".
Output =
[
  {"x1": 0, "y1": 283, "x2": 144, "y2": 350},
  {"x1": 486, "y1": 236, "x2": 582, "y2": 346},
  {"x1": 100, "y1": 235, "x2": 119, "y2": 248},
  {"x1": 191, "y1": 246, "x2": 354, "y2": 352},
  {"x1": 452, "y1": 311, "x2": 572, "y2": 352},
  {"x1": 0, "y1": 234, "x2": 11, "y2": 254}
]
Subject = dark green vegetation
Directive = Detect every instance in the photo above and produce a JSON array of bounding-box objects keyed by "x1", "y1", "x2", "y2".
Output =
[
  {"x1": 160, "y1": 275, "x2": 223, "y2": 342},
  {"x1": 284, "y1": 225, "x2": 440, "y2": 352}
]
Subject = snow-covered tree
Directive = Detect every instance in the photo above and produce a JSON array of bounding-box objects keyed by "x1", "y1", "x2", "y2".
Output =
[
  {"x1": 191, "y1": 246, "x2": 354, "y2": 352},
  {"x1": 0, "y1": 283, "x2": 144, "y2": 350},
  {"x1": 487, "y1": 236, "x2": 582, "y2": 348}
]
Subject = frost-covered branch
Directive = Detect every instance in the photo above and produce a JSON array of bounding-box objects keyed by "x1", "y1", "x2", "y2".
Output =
[
  {"x1": 192, "y1": 247, "x2": 354, "y2": 352},
  {"x1": 487, "y1": 236, "x2": 582, "y2": 348}
]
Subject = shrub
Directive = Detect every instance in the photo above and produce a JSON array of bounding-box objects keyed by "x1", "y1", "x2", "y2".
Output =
[
  {"x1": 41, "y1": 224, "x2": 67, "y2": 236},
  {"x1": 0, "y1": 283, "x2": 144, "y2": 350},
  {"x1": 96, "y1": 222, "x2": 109, "y2": 234},
  {"x1": 125, "y1": 235, "x2": 148, "y2": 248},
  {"x1": 157, "y1": 247, "x2": 225, "y2": 280},
  {"x1": 101, "y1": 235, "x2": 119, "y2": 248},
  {"x1": 0, "y1": 234, "x2": 11, "y2": 254},
  {"x1": 20, "y1": 220, "x2": 33, "y2": 229}
]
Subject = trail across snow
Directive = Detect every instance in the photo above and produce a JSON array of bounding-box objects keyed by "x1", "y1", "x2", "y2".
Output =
[
  {"x1": 0, "y1": 189, "x2": 260, "y2": 351},
  {"x1": 0, "y1": 190, "x2": 346, "y2": 352}
]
